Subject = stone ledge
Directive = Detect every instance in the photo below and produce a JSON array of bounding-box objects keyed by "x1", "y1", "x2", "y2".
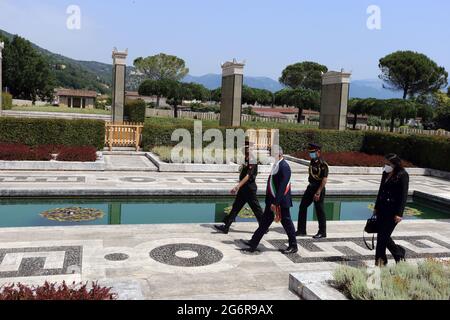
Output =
[
  {"x1": 0, "y1": 188, "x2": 384, "y2": 198},
  {"x1": 413, "y1": 191, "x2": 450, "y2": 206},
  {"x1": 289, "y1": 271, "x2": 347, "y2": 300},
  {"x1": 146, "y1": 152, "x2": 274, "y2": 173},
  {"x1": 2, "y1": 110, "x2": 111, "y2": 121},
  {"x1": 0, "y1": 152, "x2": 105, "y2": 171}
]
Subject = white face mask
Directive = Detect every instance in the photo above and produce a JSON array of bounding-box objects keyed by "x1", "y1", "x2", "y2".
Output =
[{"x1": 384, "y1": 165, "x2": 394, "y2": 174}]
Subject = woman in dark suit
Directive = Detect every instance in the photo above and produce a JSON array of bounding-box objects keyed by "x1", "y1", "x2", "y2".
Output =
[{"x1": 374, "y1": 153, "x2": 409, "y2": 266}]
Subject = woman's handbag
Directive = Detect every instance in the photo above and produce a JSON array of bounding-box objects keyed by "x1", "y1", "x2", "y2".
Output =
[{"x1": 363, "y1": 215, "x2": 378, "y2": 251}]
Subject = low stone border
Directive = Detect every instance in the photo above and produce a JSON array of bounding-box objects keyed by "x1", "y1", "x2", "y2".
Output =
[
  {"x1": 145, "y1": 152, "x2": 274, "y2": 173},
  {"x1": 289, "y1": 271, "x2": 348, "y2": 300},
  {"x1": 0, "y1": 152, "x2": 105, "y2": 171},
  {"x1": 3, "y1": 110, "x2": 111, "y2": 121},
  {"x1": 284, "y1": 155, "x2": 450, "y2": 179},
  {"x1": 414, "y1": 191, "x2": 450, "y2": 207}
]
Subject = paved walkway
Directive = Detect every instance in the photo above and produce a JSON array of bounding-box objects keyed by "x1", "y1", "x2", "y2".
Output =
[
  {"x1": 0, "y1": 221, "x2": 449, "y2": 299},
  {"x1": 0, "y1": 165, "x2": 449, "y2": 299},
  {"x1": 0, "y1": 171, "x2": 449, "y2": 201}
]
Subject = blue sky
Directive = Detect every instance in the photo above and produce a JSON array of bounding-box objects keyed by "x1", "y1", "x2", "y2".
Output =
[{"x1": 0, "y1": 0, "x2": 449, "y2": 80}]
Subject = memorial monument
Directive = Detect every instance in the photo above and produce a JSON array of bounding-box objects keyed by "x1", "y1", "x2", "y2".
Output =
[
  {"x1": 220, "y1": 59, "x2": 245, "y2": 127},
  {"x1": 112, "y1": 48, "x2": 128, "y2": 123},
  {"x1": 0, "y1": 42, "x2": 4, "y2": 115},
  {"x1": 319, "y1": 70, "x2": 352, "y2": 131}
]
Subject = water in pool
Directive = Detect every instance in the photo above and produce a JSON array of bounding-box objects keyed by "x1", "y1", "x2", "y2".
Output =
[{"x1": 0, "y1": 197, "x2": 448, "y2": 228}]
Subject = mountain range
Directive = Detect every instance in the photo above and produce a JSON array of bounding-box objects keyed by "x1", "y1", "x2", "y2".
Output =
[{"x1": 0, "y1": 28, "x2": 403, "y2": 99}]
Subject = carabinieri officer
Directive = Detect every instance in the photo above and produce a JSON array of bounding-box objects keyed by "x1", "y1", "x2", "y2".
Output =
[
  {"x1": 214, "y1": 140, "x2": 263, "y2": 234},
  {"x1": 296, "y1": 143, "x2": 329, "y2": 239}
]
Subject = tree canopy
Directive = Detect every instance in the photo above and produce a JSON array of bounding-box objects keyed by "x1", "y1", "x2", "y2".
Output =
[
  {"x1": 379, "y1": 51, "x2": 448, "y2": 99},
  {"x1": 279, "y1": 61, "x2": 328, "y2": 91},
  {"x1": 242, "y1": 86, "x2": 273, "y2": 106},
  {"x1": 2, "y1": 35, "x2": 55, "y2": 102},
  {"x1": 133, "y1": 53, "x2": 189, "y2": 81}
]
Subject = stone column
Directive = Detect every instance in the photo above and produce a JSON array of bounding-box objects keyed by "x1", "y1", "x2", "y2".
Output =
[
  {"x1": 319, "y1": 70, "x2": 352, "y2": 131},
  {"x1": 0, "y1": 42, "x2": 4, "y2": 115},
  {"x1": 112, "y1": 48, "x2": 128, "y2": 123},
  {"x1": 220, "y1": 60, "x2": 245, "y2": 127}
]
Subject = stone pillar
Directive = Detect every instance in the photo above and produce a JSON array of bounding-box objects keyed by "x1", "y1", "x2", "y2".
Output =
[
  {"x1": 220, "y1": 60, "x2": 245, "y2": 127},
  {"x1": 112, "y1": 48, "x2": 128, "y2": 123},
  {"x1": 0, "y1": 42, "x2": 4, "y2": 115},
  {"x1": 319, "y1": 70, "x2": 352, "y2": 131}
]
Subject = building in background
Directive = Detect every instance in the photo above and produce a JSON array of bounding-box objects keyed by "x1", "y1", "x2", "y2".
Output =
[
  {"x1": 54, "y1": 88, "x2": 98, "y2": 109},
  {"x1": 125, "y1": 91, "x2": 169, "y2": 107}
]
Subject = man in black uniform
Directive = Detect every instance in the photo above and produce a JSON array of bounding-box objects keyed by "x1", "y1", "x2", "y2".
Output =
[
  {"x1": 296, "y1": 143, "x2": 329, "y2": 239},
  {"x1": 214, "y1": 141, "x2": 263, "y2": 234}
]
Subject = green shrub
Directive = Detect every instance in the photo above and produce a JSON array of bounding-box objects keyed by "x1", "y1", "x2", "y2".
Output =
[
  {"x1": 362, "y1": 132, "x2": 450, "y2": 171},
  {"x1": 141, "y1": 117, "x2": 450, "y2": 172},
  {"x1": 367, "y1": 116, "x2": 397, "y2": 128},
  {"x1": 0, "y1": 118, "x2": 105, "y2": 150},
  {"x1": 1, "y1": 92, "x2": 13, "y2": 110},
  {"x1": 124, "y1": 99, "x2": 146, "y2": 123},
  {"x1": 333, "y1": 260, "x2": 450, "y2": 300},
  {"x1": 142, "y1": 117, "x2": 364, "y2": 154}
]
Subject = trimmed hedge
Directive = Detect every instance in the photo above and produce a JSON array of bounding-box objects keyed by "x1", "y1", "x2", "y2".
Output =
[
  {"x1": 142, "y1": 118, "x2": 365, "y2": 153},
  {"x1": 0, "y1": 118, "x2": 105, "y2": 150},
  {"x1": 57, "y1": 146, "x2": 98, "y2": 162},
  {"x1": 362, "y1": 132, "x2": 450, "y2": 172},
  {"x1": 124, "y1": 99, "x2": 146, "y2": 123},
  {"x1": 142, "y1": 118, "x2": 450, "y2": 172},
  {"x1": 1, "y1": 92, "x2": 13, "y2": 110}
]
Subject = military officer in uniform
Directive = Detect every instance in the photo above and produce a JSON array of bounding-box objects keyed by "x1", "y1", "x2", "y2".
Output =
[
  {"x1": 214, "y1": 141, "x2": 263, "y2": 234},
  {"x1": 296, "y1": 143, "x2": 329, "y2": 239}
]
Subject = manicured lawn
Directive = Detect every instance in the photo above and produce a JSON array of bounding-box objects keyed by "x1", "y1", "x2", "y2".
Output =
[{"x1": 11, "y1": 105, "x2": 111, "y2": 115}]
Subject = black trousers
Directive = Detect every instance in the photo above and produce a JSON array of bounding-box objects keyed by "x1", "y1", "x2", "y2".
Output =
[
  {"x1": 223, "y1": 189, "x2": 263, "y2": 226},
  {"x1": 250, "y1": 205, "x2": 298, "y2": 249},
  {"x1": 298, "y1": 185, "x2": 326, "y2": 234},
  {"x1": 375, "y1": 216, "x2": 403, "y2": 265}
]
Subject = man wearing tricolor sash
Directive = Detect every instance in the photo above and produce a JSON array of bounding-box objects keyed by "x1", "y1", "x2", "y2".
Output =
[{"x1": 241, "y1": 147, "x2": 298, "y2": 254}]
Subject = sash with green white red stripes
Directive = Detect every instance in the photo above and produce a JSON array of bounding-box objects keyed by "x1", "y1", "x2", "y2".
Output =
[{"x1": 268, "y1": 174, "x2": 291, "y2": 198}]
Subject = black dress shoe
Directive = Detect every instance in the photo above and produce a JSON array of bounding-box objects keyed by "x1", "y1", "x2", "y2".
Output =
[
  {"x1": 241, "y1": 247, "x2": 260, "y2": 254},
  {"x1": 313, "y1": 233, "x2": 327, "y2": 239},
  {"x1": 280, "y1": 247, "x2": 298, "y2": 255},
  {"x1": 240, "y1": 239, "x2": 253, "y2": 247},
  {"x1": 395, "y1": 246, "x2": 406, "y2": 263},
  {"x1": 296, "y1": 231, "x2": 307, "y2": 237},
  {"x1": 214, "y1": 224, "x2": 229, "y2": 234}
]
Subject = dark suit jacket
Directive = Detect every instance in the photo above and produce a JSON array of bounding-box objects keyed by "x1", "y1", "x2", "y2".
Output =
[
  {"x1": 266, "y1": 159, "x2": 293, "y2": 208},
  {"x1": 375, "y1": 169, "x2": 410, "y2": 217}
]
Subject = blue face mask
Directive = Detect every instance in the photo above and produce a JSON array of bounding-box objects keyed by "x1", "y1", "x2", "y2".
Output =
[{"x1": 310, "y1": 152, "x2": 318, "y2": 160}]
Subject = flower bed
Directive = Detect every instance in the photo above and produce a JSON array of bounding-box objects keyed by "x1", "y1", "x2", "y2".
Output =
[
  {"x1": 332, "y1": 259, "x2": 450, "y2": 300},
  {"x1": 0, "y1": 144, "x2": 98, "y2": 162},
  {"x1": 292, "y1": 151, "x2": 415, "y2": 167},
  {"x1": 57, "y1": 146, "x2": 98, "y2": 162},
  {"x1": 0, "y1": 281, "x2": 117, "y2": 300}
]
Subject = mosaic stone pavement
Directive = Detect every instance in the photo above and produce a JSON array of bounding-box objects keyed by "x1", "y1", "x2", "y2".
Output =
[
  {"x1": 0, "y1": 221, "x2": 449, "y2": 299},
  {"x1": 1, "y1": 171, "x2": 450, "y2": 201}
]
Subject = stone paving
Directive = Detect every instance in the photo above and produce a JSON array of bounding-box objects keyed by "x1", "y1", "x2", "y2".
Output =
[
  {"x1": 0, "y1": 161, "x2": 449, "y2": 299},
  {"x1": 0, "y1": 170, "x2": 449, "y2": 200},
  {"x1": 0, "y1": 221, "x2": 449, "y2": 300}
]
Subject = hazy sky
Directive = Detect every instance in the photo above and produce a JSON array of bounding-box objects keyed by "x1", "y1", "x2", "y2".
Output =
[{"x1": 1, "y1": 0, "x2": 449, "y2": 80}]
